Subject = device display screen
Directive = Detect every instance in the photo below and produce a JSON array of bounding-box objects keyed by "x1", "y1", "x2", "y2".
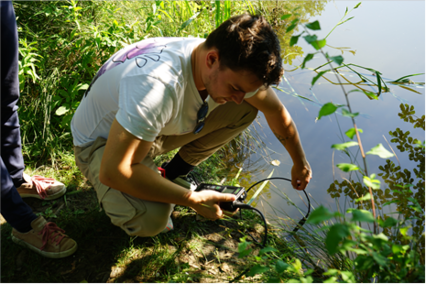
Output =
[{"x1": 223, "y1": 187, "x2": 237, "y2": 194}]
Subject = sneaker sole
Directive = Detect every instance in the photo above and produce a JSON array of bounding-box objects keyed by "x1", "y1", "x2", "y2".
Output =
[
  {"x1": 11, "y1": 234, "x2": 77, "y2": 258},
  {"x1": 19, "y1": 186, "x2": 67, "y2": 201}
]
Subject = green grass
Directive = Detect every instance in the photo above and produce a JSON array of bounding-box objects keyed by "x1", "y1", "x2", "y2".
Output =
[
  {"x1": 9, "y1": 1, "x2": 425, "y2": 282},
  {"x1": 6, "y1": 2, "x2": 305, "y2": 281}
]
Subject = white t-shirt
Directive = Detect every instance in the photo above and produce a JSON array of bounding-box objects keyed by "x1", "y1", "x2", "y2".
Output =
[{"x1": 71, "y1": 37, "x2": 257, "y2": 147}]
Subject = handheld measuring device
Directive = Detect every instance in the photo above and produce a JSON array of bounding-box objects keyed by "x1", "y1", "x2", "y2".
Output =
[{"x1": 194, "y1": 183, "x2": 247, "y2": 212}]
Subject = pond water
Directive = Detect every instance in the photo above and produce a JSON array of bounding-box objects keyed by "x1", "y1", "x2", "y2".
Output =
[{"x1": 229, "y1": 1, "x2": 425, "y2": 236}]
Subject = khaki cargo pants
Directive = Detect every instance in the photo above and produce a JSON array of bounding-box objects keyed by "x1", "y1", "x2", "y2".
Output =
[{"x1": 74, "y1": 101, "x2": 258, "y2": 237}]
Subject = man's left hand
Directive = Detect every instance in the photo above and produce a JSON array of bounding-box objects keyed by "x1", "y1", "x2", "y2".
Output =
[{"x1": 291, "y1": 162, "x2": 312, "y2": 190}]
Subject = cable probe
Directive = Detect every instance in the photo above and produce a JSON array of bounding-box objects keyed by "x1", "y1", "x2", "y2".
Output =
[{"x1": 194, "y1": 177, "x2": 311, "y2": 248}]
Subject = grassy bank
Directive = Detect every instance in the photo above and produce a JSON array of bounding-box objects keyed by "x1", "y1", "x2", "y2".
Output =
[
  {"x1": 3, "y1": 1, "x2": 424, "y2": 282},
  {"x1": 2, "y1": 1, "x2": 304, "y2": 282}
]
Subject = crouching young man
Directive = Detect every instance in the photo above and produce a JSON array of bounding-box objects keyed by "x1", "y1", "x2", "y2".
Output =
[{"x1": 71, "y1": 14, "x2": 312, "y2": 237}]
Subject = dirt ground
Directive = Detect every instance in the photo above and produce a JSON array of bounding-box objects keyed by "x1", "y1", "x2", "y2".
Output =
[{"x1": 1, "y1": 186, "x2": 271, "y2": 283}]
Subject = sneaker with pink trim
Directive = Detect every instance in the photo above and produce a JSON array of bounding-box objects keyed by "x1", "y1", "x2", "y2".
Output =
[
  {"x1": 11, "y1": 216, "x2": 77, "y2": 258},
  {"x1": 16, "y1": 173, "x2": 66, "y2": 200}
]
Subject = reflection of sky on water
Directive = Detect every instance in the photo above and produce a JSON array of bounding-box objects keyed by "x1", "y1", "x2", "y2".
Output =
[{"x1": 241, "y1": 1, "x2": 425, "y2": 225}]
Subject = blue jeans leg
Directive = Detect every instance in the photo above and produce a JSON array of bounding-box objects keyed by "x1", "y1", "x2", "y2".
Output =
[
  {"x1": 1, "y1": 2, "x2": 36, "y2": 233},
  {"x1": 1, "y1": 157, "x2": 37, "y2": 233},
  {"x1": 1, "y1": 1, "x2": 25, "y2": 187}
]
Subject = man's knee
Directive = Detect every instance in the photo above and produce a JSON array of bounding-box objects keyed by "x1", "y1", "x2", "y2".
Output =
[
  {"x1": 103, "y1": 192, "x2": 173, "y2": 237},
  {"x1": 121, "y1": 211, "x2": 170, "y2": 237}
]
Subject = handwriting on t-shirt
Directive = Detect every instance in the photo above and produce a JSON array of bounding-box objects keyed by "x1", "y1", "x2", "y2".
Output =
[{"x1": 85, "y1": 42, "x2": 166, "y2": 97}]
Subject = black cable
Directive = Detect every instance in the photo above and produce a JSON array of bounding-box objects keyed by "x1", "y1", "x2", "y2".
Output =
[
  {"x1": 233, "y1": 202, "x2": 268, "y2": 247},
  {"x1": 245, "y1": 177, "x2": 311, "y2": 234}
]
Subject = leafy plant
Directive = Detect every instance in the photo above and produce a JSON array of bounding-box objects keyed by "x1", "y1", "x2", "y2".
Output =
[
  {"x1": 235, "y1": 2, "x2": 424, "y2": 282},
  {"x1": 290, "y1": 3, "x2": 424, "y2": 282}
]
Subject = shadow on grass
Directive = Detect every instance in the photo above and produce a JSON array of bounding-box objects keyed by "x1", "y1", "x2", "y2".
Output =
[{"x1": 1, "y1": 187, "x2": 274, "y2": 283}]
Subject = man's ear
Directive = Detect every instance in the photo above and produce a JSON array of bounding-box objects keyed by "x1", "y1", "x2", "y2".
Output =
[{"x1": 206, "y1": 49, "x2": 220, "y2": 69}]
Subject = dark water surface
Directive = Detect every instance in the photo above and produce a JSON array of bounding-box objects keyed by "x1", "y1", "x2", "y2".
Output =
[{"x1": 231, "y1": 1, "x2": 425, "y2": 233}]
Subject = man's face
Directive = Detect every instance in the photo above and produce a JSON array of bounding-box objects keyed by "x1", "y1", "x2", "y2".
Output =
[{"x1": 204, "y1": 65, "x2": 263, "y2": 105}]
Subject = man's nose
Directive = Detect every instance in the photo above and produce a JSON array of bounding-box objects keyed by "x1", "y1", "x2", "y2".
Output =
[{"x1": 232, "y1": 93, "x2": 245, "y2": 104}]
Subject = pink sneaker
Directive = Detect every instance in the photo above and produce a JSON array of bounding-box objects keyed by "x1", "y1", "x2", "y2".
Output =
[
  {"x1": 11, "y1": 216, "x2": 77, "y2": 258},
  {"x1": 16, "y1": 173, "x2": 66, "y2": 200}
]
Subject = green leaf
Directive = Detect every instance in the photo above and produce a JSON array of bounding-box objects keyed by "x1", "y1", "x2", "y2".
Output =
[
  {"x1": 341, "y1": 271, "x2": 355, "y2": 282},
  {"x1": 331, "y1": 141, "x2": 358, "y2": 150},
  {"x1": 392, "y1": 244, "x2": 402, "y2": 254},
  {"x1": 366, "y1": 92, "x2": 378, "y2": 100},
  {"x1": 77, "y1": 83, "x2": 89, "y2": 91},
  {"x1": 281, "y1": 14, "x2": 292, "y2": 20},
  {"x1": 354, "y1": 2, "x2": 362, "y2": 9},
  {"x1": 290, "y1": 34, "x2": 302, "y2": 47},
  {"x1": 355, "y1": 193, "x2": 372, "y2": 202},
  {"x1": 286, "y1": 23, "x2": 297, "y2": 33},
  {"x1": 324, "y1": 277, "x2": 338, "y2": 283},
  {"x1": 311, "y1": 70, "x2": 328, "y2": 86},
  {"x1": 350, "y1": 209, "x2": 375, "y2": 223},
  {"x1": 259, "y1": 247, "x2": 278, "y2": 255},
  {"x1": 303, "y1": 35, "x2": 326, "y2": 49},
  {"x1": 326, "y1": 223, "x2": 350, "y2": 254},
  {"x1": 275, "y1": 260, "x2": 290, "y2": 273},
  {"x1": 348, "y1": 247, "x2": 368, "y2": 255},
  {"x1": 375, "y1": 71, "x2": 383, "y2": 95},
  {"x1": 55, "y1": 106, "x2": 69, "y2": 116},
  {"x1": 312, "y1": 39, "x2": 327, "y2": 50},
  {"x1": 393, "y1": 73, "x2": 425, "y2": 83},
  {"x1": 247, "y1": 264, "x2": 269, "y2": 277},
  {"x1": 329, "y1": 55, "x2": 344, "y2": 66},
  {"x1": 363, "y1": 175, "x2": 381, "y2": 190},
  {"x1": 336, "y1": 163, "x2": 360, "y2": 172},
  {"x1": 292, "y1": 259, "x2": 302, "y2": 272},
  {"x1": 372, "y1": 252, "x2": 388, "y2": 266},
  {"x1": 355, "y1": 255, "x2": 374, "y2": 270},
  {"x1": 323, "y1": 269, "x2": 340, "y2": 276},
  {"x1": 409, "y1": 205, "x2": 422, "y2": 213},
  {"x1": 238, "y1": 241, "x2": 251, "y2": 254},
  {"x1": 383, "y1": 200, "x2": 400, "y2": 206},
  {"x1": 373, "y1": 233, "x2": 389, "y2": 242},
  {"x1": 306, "y1": 205, "x2": 338, "y2": 224},
  {"x1": 238, "y1": 247, "x2": 253, "y2": 258},
  {"x1": 301, "y1": 53, "x2": 315, "y2": 69},
  {"x1": 304, "y1": 35, "x2": 317, "y2": 44},
  {"x1": 305, "y1": 20, "x2": 321, "y2": 30},
  {"x1": 342, "y1": 108, "x2": 359, "y2": 118},
  {"x1": 177, "y1": 12, "x2": 200, "y2": 33},
  {"x1": 345, "y1": 128, "x2": 363, "y2": 139},
  {"x1": 318, "y1": 102, "x2": 342, "y2": 119},
  {"x1": 348, "y1": 89, "x2": 379, "y2": 100},
  {"x1": 366, "y1": 144, "x2": 394, "y2": 158}
]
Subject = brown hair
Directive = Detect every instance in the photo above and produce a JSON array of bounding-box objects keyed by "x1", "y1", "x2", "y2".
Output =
[{"x1": 205, "y1": 14, "x2": 283, "y2": 87}]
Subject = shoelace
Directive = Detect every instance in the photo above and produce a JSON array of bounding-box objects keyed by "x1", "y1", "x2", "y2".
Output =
[
  {"x1": 31, "y1": 175, "x2": 56, "y2": 199},
  {"x1": 38, "y1": 222, "x2": 66, "y2": 251}
]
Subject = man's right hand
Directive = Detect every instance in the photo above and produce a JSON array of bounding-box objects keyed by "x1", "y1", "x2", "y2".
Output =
[{"x1": 187, "y1": 190, "x2": 236, "y2": 220}]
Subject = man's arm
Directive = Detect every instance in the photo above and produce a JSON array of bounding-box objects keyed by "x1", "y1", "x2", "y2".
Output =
[
  {"x1": 98, "y1": 118, "x2": 236, "y2": 219},
  {"x1": 245, "y1": 87, "x2": 312, "y2": 190}
]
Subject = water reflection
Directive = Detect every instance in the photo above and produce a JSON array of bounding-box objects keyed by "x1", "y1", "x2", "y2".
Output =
[
  {"x1": 259, "y1": 1, "x2": 328, "y2": 65},
  {"x1": 327, "y1": 104, "x2": 424, "y2": 254},
  {"x1": 215, "y1": 1, "x2": 425, "y2": 243}
]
